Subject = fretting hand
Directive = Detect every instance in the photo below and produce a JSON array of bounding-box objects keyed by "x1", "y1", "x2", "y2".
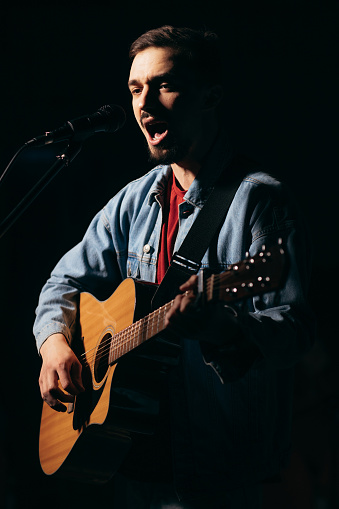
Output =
[{"x1": 164, "y1": 275, "x2": 244, "y2": 346}]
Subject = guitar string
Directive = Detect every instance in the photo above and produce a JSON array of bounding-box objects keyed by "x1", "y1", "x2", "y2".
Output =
[
  {"x1": 80, "y1": 275, "x2": 225, "y2": 369},
  {"x1": 81, "y1": 274, "x2": 254, "y2": 369},
  {"x1": 82, "y1": 318, "x2": 164, "y2": 366},
  {"x1": 80, "y1": 274, "x2": 224, "y2": 368},
  {"x1": 80, "y1": 268, "x2": 269, "y2": 370},
  {"x1": 81, "y1": 319, "x2": 153, "y2": 368},
  {"x1": 81, "y1": 300, "x2": 175, "y2": 368},
  {"x1": 80, "y1": 253, "x2": 277, "y2": 367},
  {"x1": 81, "y1": 304, "x2": 170, "y2": 369},
  {"x1": 79, "y1": 276, "x2": 235, "y2": 369}
]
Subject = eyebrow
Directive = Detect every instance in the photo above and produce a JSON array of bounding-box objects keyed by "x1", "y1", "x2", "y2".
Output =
[{"x1": 128, "y1": 72, "x2": 179, "y2": 89}]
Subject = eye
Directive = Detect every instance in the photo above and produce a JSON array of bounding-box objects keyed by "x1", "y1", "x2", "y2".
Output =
[
  {"x1": 159, "y1": 83, "x2": 171, "y2": 91},
  {"x1": 130, "y1": 87, "x2": 142, "y2": 96}
]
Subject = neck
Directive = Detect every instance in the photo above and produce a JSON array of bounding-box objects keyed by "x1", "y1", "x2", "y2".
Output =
[
  {"x1": 170, "y1": 162, "x2": 199, "y2": 191},
  {"x1": 171, "y1": 122, "x2": 219, "y2": 191}
]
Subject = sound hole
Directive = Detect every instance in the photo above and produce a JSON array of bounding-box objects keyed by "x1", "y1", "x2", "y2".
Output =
[{"x1": 94, "y1": 332, "x2": 111, "y2": 384}]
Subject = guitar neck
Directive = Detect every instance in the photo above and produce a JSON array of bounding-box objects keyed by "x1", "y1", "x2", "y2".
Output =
[
  {"x1": 108, "y1": 241, "x2": 285, "y2": 365},
  {"x1": 108, "y1": 300, "x2": 174, "y2": 365}
]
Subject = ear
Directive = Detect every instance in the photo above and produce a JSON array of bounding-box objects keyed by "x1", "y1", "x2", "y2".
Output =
[{"x1": 202, "y1": 84, "x2": 223, "y2": 110}]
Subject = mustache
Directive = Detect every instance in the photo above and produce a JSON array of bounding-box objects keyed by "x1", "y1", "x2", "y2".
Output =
[{"x1": 140, "y1": 112, "x2": 168, "y2": 126}]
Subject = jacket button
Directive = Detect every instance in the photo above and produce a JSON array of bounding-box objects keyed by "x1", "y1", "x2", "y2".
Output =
[{"x1": 143, "y1": 244, "x2": 151, "y2": 254}]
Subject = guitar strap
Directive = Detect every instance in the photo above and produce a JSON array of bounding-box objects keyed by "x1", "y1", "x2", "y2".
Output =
[{"x1": 151, "y1": 154, "x2": 258, "y2": 309}]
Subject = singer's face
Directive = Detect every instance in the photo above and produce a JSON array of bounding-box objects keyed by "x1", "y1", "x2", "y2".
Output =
[{"x1": 128, "y1": 46, "x2": 209, "y2": 165}]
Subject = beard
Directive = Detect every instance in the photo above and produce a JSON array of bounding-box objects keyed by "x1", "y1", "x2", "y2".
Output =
[{"x1": 146, "y1": 133, "x2": 192, "y2": 166}]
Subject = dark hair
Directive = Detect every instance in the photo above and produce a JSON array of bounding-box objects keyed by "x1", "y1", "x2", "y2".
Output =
[{"x1": 129, "y1": 25, "x2": 222, "y2": 85}]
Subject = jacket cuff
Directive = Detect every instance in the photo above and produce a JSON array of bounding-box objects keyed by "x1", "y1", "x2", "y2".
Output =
[{"x1": 36, "y1": 322, "x2": 72, "y2": 354}]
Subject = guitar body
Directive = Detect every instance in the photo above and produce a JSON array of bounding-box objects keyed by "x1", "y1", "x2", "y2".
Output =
[{"x1": 39, "y1": 278, "x2": 172, "y2": 483}]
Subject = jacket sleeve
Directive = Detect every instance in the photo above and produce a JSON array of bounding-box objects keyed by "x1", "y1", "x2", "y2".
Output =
[
  {"x1": 33, "y1": 207, "x2": 123, "y2": 353},
  {"x1": 201, "y1": 178, "x2": 316, "y2": 381}
]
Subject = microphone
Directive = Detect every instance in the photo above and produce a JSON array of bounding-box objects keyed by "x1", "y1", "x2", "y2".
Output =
[{"x1": 25, "y1": 104, "x2": 126, "y2": 147}]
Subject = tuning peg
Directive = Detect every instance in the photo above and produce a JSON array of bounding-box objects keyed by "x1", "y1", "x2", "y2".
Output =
[
  {"x1": 225, "y1": 287, "x2": 238, "y2": 296},
  {"x1": 257, "y1": 275, "x2": 271, "y2": 288},
  {"x1": 258, "y1": 276, "x2": 267, "y2": 288},
  {"x1": 245, "y1": 257, "x2": 255, "y2": 270}
]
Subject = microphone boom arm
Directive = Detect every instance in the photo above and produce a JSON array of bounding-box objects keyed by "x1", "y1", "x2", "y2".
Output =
[{"x1": 0, "y1": 141, "x2": 82, "y2": 240}]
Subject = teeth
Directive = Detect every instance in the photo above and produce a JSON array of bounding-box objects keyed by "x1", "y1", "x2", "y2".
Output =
[{"x1": 144, "y1": 120, "x2": 168, "y2": 144}]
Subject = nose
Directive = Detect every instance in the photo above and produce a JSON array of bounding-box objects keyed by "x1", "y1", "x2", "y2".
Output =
[{"x1": 137, "y1": 86, "x2": 157, "y2": 113}]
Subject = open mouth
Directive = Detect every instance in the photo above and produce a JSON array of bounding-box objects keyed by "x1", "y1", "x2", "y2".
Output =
[{"x1": 144, "y1": 120, "x2": 169, "y2": 146}]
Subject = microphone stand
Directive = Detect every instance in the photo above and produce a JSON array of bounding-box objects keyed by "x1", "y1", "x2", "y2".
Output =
[{"x1": 0, "y1": 141, "x2": 82, "y2": 240}]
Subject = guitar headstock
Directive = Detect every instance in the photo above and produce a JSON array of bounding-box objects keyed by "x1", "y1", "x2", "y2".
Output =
[{"x1": 205, "y1": 239, "x2": 286, "y2": 303}]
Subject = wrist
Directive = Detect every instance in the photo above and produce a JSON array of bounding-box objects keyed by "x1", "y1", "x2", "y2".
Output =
[{"x1": 40, "y1": 333, "x2": 68, "y2": 358}]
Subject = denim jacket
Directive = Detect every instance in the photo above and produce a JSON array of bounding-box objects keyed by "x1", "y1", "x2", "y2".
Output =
[{"x1": 34, "y1": 134, "x2": 314, "y2": 502}]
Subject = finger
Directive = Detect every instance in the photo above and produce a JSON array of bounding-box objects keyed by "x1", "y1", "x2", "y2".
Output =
[
  {"x1": 165, "y1": 294, "x2": 184, "y2": 327},
  {"x1": 58, "y1": 376, "x2": 81, "y2": 396},
  {"x1": 70, "y1": 361, "x2": 85, "y2": 392},
  {"x1": 166, "y1": 290, "x2": 196, "y2": 323},
  {"x1": 40, "y1": 363, "x2": 79, "y2": 411},
  {"x1": 58, "y1": 359, "x2": 84, "y2": 395},
  {"x1": 179, "y1": 275, "x2": 198, "y2": 292},
  {"x1": 39, "y1": 367, "x2": 58, "y2": 399},
  {"x1": 166, "y1": 297, "x2": 193, "y2": 329},
  {"x1": 41, "y1": 379, "x2": 76, "y2": 411},
  {"x1": 40, "y1": 381, "x2": 68, "y2": 412},
  {"x1": 179, "y1": 292, "x2": 196, "y2": 314},
  {"x1": 50, "y1": 388, "x2": 75, "y2": 403}
]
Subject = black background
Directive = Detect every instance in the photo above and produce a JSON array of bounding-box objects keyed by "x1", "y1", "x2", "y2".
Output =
[{"x1": 0, "y1": 1, "x2": 338, "y2": 508}]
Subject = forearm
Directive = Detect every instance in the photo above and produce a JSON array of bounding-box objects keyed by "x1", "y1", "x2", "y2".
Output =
[
  {"x1": 34, "y1": 281, "x2": 80, "y2": 352},
  {"x1": 33, "y1": 208, "x2": 122, "y2": 352}
]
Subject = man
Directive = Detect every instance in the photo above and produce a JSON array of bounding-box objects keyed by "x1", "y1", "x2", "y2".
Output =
[{"x1": 34, "y1": 26, "x2": 314, "y2": 508}]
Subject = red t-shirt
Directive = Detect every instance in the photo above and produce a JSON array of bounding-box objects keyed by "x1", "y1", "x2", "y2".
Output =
[{"x1": 156, "y1": 171, "x2": 186, "y2": 283}]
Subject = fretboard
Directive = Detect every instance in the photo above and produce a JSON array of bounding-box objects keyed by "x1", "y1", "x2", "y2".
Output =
[{"x1": 108, "y1": 300, "x2": 175, "y2": 365}]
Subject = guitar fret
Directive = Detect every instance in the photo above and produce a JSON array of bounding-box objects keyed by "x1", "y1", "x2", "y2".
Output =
[
  {"x1": 147, "y1": 313, "x2": 153, "y2": 340},
  {"x1": 150, "y1": 313, "x2": 153, "y2": 337},
  {"x1": 134, "y1": 321, "x2": 139, "y2": 349},
  {"x1": 157, "y1": 307, "x2": 162, "y2": 333}
]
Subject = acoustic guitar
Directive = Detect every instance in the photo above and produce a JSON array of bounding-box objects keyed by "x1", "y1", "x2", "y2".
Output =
[{"x1": 39, "y1": 241, "x2": 285, "y2": 483}]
